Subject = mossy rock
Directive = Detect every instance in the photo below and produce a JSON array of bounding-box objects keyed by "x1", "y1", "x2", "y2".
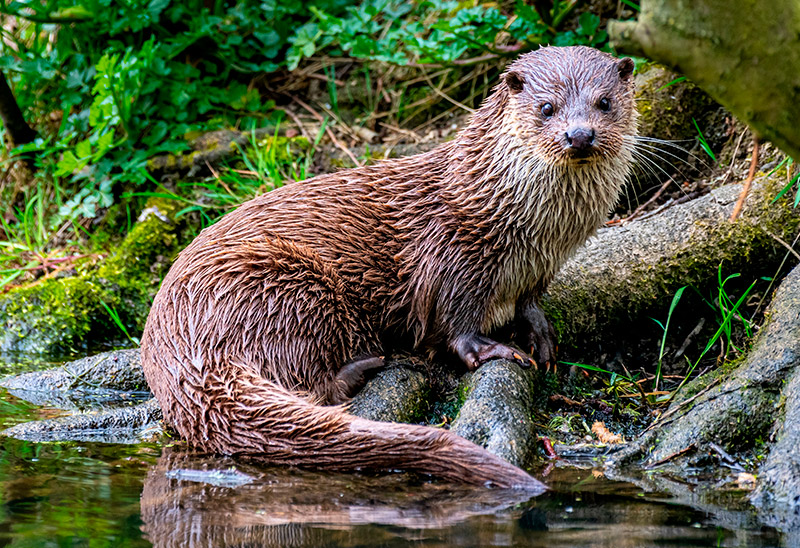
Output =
[
  {"x1": 0, "y1": 199, "x2": 182, "y2": 354},
  {"x1": 147, "y1": 129, "x2": 311, "y2": 178},
  {"x1": 635, "y1": 63, "x2": 723, "y2": 144},
  {"x1": 631, "y1": 64, "x2": 728, "y2": 191},
  {"x1": 545, "y1": 167, "x2": 800, "y2": 352}
]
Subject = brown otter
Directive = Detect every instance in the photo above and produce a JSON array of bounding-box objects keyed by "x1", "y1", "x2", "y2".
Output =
[{"x1": 140, "y1": 46, "x2": 637, "y2": 490}]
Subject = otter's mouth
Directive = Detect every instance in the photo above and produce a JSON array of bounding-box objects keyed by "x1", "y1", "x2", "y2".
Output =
[
  {"x1": 564, "y1": 149, "x2": 601, "y2": 165},
  {"x1": 566, "y1": 148, "x2": 599, "y2": 160}
]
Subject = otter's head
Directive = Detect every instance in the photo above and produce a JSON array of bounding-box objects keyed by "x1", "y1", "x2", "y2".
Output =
[{"x1": 500, "y1": 46, "x2": 636, "y2": 166}]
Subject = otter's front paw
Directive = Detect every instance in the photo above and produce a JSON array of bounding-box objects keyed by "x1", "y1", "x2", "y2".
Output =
[
  {"x1": 516, "y1": 300, "x2": 557, "y2": 368},
  {"x1": 451, "y1": 333, "x2": 536, "y2": 371}
]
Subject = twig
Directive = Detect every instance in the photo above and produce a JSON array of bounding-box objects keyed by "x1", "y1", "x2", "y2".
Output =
[
  {"x1": 421, "y1": 68, "x2": 475, "y2": 114},
  {"x1": 315, "y1": 102, "x2": 361, "y2": 143},
  {"x1": 645, "y1": 377, "x2": 721, "y2": 431},
  {"x1": 20, "y1": 254, "x2": 88, "y2": 273},
  {"x1": 730, "y1": 137, "x2": 760, "y2": 222},
  {"x1": 291, "y1": 96, "x2": 362, "y2": 167},
  {"x1": 719, "y1": 129, "x2": 748, "y2": 186},
  {"x1": 549, "y1": 394, "x2": 583, "y2": 407},
  {"x1": 674, "y1": 317, "x2": 706, "y2": 358},
  {"x1": 402, "y1": 68, "x2": 451, "y2": 87},
  {"x1": 370, "y1": 65, "x2": 488, "y2": 124},
  {"x1": 750, "y1": 229, "x2": 800, "y2": 322},
  {"x1": 276, "y1": 107, "x2": 311, "y2": 141},
  {"x1": 645, "y1": 443, "x2": 696, "y2": 468},
  {"x1": 205, "y1": 160, "x2": 237, "y2": 198},
  {"x1": 625, "y1": 190, "x2": 703, "y2": 223},
  {"x1": 304, "y1": 72, "x2": 345, "y2": 86},
  {"x1": 618, "y1": 358, "x2": 650, "y2": 412},
  {"x1": 762, "y1": 228, "x2": 800, "y2": 261},
  {"x1": 624, "y1": 178, "x2": 673, "y2": 223},
  {"x1": 619, "y1": 391, "x2": 670, "y2": 398},
  {"x1": 407, "y1": 51, "x2": 515, "y2": 70},
  {"x1": 708, "y1": 441, "x2": 745, "y2": 471},
  {"x1": 411, "y1": 82, "x2": 491, "y2": 134},
  {"x1": 378, "y1": 122, "x2": 422, "y2": 144}
]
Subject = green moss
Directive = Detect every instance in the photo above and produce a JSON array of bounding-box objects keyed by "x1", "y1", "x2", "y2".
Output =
[
  {"x1": 99, "y1": 198, "x2": 180, "y2": 280},
  {"x1": 0, "y1": 276, "x2": 102, "y2": 353},
  {"x1": 0, "y1": 198, "x2": 182, "y2": 354},
  {"x1": 260, "y1": 136, "x2": 311, "y2": 159},
  {"x1": 539, "y1": 298, "x2": 567, "y2": 343},
  {"x1": 550, "y1": 169, "x2": 800, "y2": 351},
  {"x1": 634, "y1": 63, "x2": 720, "y2": 143},
  {"x1": 423, "y1": 379, "x2": 470, "y2": 426}
]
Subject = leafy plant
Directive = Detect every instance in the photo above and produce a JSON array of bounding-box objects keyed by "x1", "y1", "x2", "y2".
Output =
[
  {"x1": 553, "y1": 11, "x2": 607, "y2": 48},
  {"x1": 0, "y1": 184, "x2": 85, "y2": 289},
  {"x1": 667, "y1": 272, "x2": 760, "y2": 405},
  {"x1": 692, "y1": 117, "x2": 717, "y2": 164},
  {"x1": 651, "y1": 285, "x2": 686, "y2": 391},
  {"x1": 0, "y1": 0, "x2": 621, "y2": 294},
  {"x1": 287, "y1": 0, "x2": 608, "y2": 69},
  {"x1": 771, "y1": 157, "x2": 800, "y2": 207}
]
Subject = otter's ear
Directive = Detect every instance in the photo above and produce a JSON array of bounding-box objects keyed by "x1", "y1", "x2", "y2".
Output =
[
  {"x1": 505, "y1": 71, "x2": 525, "y2": 94},
  {"x1": 617, "y1": 57, "x2": 635, "y2": 81}
]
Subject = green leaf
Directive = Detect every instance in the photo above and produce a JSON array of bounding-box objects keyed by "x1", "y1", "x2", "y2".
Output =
[
  {"x1": 55, "y1": 150, "x2": 81, "y2": 176},
  {"x1": 75, "y1": 139, "x2": 92, "y2": 159},
  {"x1": 301, "y1": 41, "x2": 316, "y2": 57},
  {"x1": 254, "y1": 29, "x2": 281, "y2": 57},
  {"x1": 577, "y1": 12, "x2": 600, "y2": 36},
  {"x1": 96, "y1": 131, "x2": 116, "y2": 155},
  {"x1": 148, "y1": 0, "x2": 171, "y2": 17}
]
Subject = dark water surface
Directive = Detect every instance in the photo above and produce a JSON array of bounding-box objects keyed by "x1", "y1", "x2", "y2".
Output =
[{"x1": 0, "y1": 358, "x2": 786, "y2": 547}]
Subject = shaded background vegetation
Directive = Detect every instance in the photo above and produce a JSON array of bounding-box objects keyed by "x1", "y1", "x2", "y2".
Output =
[{"x1": 0, "y1": 0, "x2": 634, "y2": 285}]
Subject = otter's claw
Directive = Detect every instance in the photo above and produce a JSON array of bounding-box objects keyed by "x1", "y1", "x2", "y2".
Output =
[
  {"x1": 452, "y1": 333, "x2": 535, "y2": 371},
  {"x1": 516, "y1": 299, "x2": 558, "y2": 367}
]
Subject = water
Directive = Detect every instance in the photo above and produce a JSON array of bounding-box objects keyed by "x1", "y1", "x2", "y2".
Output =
[{"x1": 0, "y1": 365, "x2": 787, "y2": 547}]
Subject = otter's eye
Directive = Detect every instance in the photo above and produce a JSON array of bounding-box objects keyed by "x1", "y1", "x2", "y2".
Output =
[
  {"x1": 598, "y1": 98, "x2": 611, "y2": 112},
  {"x1": 541, "y1": 103, "x2": 554, "y2": 117}
]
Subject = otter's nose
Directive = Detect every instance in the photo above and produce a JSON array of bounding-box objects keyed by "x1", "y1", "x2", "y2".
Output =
[{"x1": 565, "y1": 127, "x2": 596, "y2": 151}]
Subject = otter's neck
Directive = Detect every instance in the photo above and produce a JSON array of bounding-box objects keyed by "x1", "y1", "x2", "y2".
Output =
[{"x1": 441, "y1": 95, "x2": 630, "y2": 284}]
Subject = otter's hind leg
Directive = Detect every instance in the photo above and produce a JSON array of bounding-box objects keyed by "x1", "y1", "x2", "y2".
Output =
[
  {"x1": 237, "y1": 237, "x2": 380, "y2": 404},
  {"x1": 334, "y1": 355, "x2": 385, "y2": 401}
]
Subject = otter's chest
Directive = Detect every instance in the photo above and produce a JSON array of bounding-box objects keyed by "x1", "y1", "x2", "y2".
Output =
[
  {"x1": 480, "y1": 244, "x2": 538, "y2": 333},
  {"x1": 478, "y1": 189, "x2": 610, "y2": 333}
]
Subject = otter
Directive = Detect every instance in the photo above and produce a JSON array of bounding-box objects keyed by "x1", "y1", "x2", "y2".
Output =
[{"x1": 140, "y1": 46, "x2": 636, "y2": 490}]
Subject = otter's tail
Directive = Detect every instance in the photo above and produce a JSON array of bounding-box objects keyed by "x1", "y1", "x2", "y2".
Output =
[{"x1": 159, "y1": 362, "x2": 545, "y2": 492}]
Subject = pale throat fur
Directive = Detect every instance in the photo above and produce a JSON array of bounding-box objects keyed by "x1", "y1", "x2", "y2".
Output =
[{"x1": 473, "y1": 61, "x2": 636, "y2": 332}]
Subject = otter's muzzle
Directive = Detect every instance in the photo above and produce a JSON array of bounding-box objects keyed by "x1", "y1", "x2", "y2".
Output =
[{"x1": 565, "y1": 127, "x2": 596, "y2": 155}]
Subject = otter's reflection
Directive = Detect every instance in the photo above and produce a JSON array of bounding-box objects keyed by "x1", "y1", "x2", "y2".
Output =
[{"x1": 140, "y1": 447, "x2": 540, "y2": 547}]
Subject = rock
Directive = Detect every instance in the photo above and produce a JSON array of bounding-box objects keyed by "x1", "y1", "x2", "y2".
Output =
[
  {"x1": 605, "y1": 263, "x2": 800, "y2": 533},
  {"x1": 451, "y1": 361, "x2": 539, "y2": 468},
  {"x1": 348, "y1": 358, "x2": 431, "y2": 423},
  {"x1": 546, "y1": 173, "x2": 800, "y2": 350},
  {"x1": 0, "y1": 348, "x2": 159, "y2": 443},
  {"x1": 0, "y1": 199, "x2": 182, "y2": 354},
  {"x1": 0, "y1": 398, "x2": 162, "y2": 444},
  {"x1": 1, "y1": 348, "x2": 146, "y2": 393}
]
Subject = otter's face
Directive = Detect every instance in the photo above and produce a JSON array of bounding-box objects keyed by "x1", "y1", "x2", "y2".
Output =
[{"x1": 503, "y1": 46, "x2": 637, "y2": 165}]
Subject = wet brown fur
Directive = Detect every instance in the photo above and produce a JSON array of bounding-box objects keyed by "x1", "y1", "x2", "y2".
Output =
[{"x1": 140, "y1": 46, "x2": 637, "y2": 490}]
